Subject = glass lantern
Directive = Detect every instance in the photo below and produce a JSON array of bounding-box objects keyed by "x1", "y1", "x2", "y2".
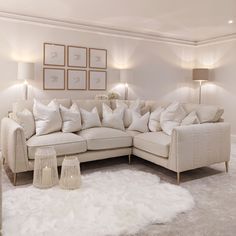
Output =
[
  {"x1": 33, "y1": 147, "x2": 59, "y2": 188},
  {"x1": 59, "y1": 156, "x2": 81, "y2": 190}
]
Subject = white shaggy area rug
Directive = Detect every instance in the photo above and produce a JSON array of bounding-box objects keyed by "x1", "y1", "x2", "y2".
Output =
[{"x1": 3, "y1": 170, "x2": 194, "y2": 236}]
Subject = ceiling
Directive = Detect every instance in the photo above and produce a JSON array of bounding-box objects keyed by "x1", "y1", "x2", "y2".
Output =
[{"x1": 0, "y1": 0, "x2": 235, "y2": 42}]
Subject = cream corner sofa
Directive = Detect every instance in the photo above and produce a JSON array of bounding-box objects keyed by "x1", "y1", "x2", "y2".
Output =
[{"x1": 1, "y1": 99, "x2": 231, "y2": 185}]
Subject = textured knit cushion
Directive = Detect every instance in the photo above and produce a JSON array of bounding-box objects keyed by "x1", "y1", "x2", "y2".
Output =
[
  {"x1": 27, "y1": 132, "x2": 86, "y2": 159},
  {"x1": 80, "y1": 107, "x2": 101, "y2": 129},
  {"x1": 160, "y1": 102, "x2": 187, "y2": 135},
  {"x1": 78, "y1": 127, "x2": 132, "y2": 150},
  {"x1": 148, "y1": 106, "x2": 165, "y2": 132},
  {"x1": 181, "y1": 111, "x2": 200, "y2": 126},
  {"x1": 116, "y1": 100, "x2": 142, "y2": 128},
  {"x1": 33, "y1": 99, "x2": 62, "y2": 136},
  {"x1": 102, "y1": 103, "x2": 125, "y2": 130},
  {"x1": 14, "y1": 109, "x2": 35, "y2": 139},
  {"x1": 134, "y1": 132, "x2": 171, "y2": 158},
  {"x1": 128, "y1": 111, "x2": 150, "y2": 133},
  {"x1": 60, "y1": 103, "x2": 82, "y2": 133}
]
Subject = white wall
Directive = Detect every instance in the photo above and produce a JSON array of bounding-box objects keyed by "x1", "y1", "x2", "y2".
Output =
[
  {"x1": 196, "y1": 40, "x2": 236, "y2": 135},
  {"x1": 0, "y1": 19, "x2": 195, "y2": 122}
]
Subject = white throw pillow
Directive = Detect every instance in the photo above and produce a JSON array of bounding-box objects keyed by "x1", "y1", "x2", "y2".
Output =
[
  {"x1": 160, "y1": 102, "x2": 187, "y2": 135},
  {"x1": 148, "y1": 106, "x2": 165, "y2": 132},
  {"x1": 128, "y1": 111, "x2": 150, "y2": 133},
  {"x1": 196, "y1": 106, "x2": 224, "y2": 123},
  {"x1": 60, "y1": 103, "x2": 82, "y2": 133},
  {"x1": 80, "y1": 107, "x2": 101, "y2": 129},
  {"x1": 181, "y1": 111, "x2": 200, "y2": 126},
  {"x1": 102, "y1": 103, "x2": 125, "y2": 130},
  {"x1": 116, "y1": 100, "x2": 141, "y2": 128},
  {"x1": 14, "y1": 109, "x2": 35, "y2": 139},
  {"x1": 33, "y1": 99, "x2": 62, "y2": 136}
]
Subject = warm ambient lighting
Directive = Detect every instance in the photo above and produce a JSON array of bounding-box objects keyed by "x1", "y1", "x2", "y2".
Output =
[
  {"x1": 228, "y1": 20, "x2": 234, "y2": 24},
  {"x1": 192, "y1": 68, "x2": 209, "y2": 104},
  {"x1": 120, "y1": 69, "x2": 132, "y2": 100},
  {"x1": 17, "y1": 62, "x2": 34, "y2": 100}
]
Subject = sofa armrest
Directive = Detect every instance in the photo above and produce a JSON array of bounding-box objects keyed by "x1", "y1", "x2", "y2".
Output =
[
  {"x1": 1, "y1": 117, "x2": 29, "y2": 173},
  {"x1": 168, "y1": 123, "x2": 231, "y2": 172}
]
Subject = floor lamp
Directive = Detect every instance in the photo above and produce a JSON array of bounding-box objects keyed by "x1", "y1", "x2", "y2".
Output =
[
  {"x1": 192, "y1": 68, "x2": 209, "y2": 104},
  {"x1": 17, "y1": 62, "x2": 34, "y2": 100},
  {"x1": 120, "y1": 69, "x2": 132, "y2": 100}
]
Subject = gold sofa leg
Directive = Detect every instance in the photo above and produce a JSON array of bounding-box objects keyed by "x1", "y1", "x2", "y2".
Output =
[
  {"x1": 128, "y1": 154, "x2": 131, "y2": 165},
  {"x1": 177, "y1": 172, "x2": 180, "y2": 185},
  {"x1": 225, "y1": 161, "x2": 229, "y2": 172},
  {"x1": 13, "y1": 173, "x2": 17, "y2": 186}
]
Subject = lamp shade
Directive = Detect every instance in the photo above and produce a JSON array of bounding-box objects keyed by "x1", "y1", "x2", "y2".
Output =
[
  {"x1": 17, "y1": 62, "x2": 34, "y2": 81},
  {"x1": 192, "y1": 68, "x2": 209, "y2": 81},
  {"x1": 120, "y1": 69, "x2": 133, "y2": 84}
]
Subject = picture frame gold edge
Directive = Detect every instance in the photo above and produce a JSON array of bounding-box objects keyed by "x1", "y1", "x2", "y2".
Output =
[
  {"x1": 43, "y1": 67, "x2": 66, "y2": 90},
  {"x1": 88, "y1": 70, "x2": 107, "y2": 91},
  {"x1": 67, "y1": 69, "x2": 87, "y2": 90},
  {"x1": 43, "y1": 42, "x2": 66, "y2": 67},
  {"x1": 89, "y1": 48, "x2": 107, "y2": 69}
]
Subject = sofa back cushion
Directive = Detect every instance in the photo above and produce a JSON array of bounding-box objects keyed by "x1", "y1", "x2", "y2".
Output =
[
  {"x1": 13, "y1": 98, "x2": 71, "y2": 113},
  {"x1": 72, "y1": 99, "x2": 110, "y2": 119},
  {"x1": 182, "y1": 103, "x2": 224, "y2": 123}
]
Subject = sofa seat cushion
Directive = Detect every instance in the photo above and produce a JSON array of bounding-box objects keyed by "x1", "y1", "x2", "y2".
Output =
[
  {"x1": 133, "y1": 132, "x2": 171, "y2": 158},
  {"x1": 125, "y1": 130, "x2": 141, "y2": 137},
  {"x1": 78, "y1": 127, "x2": 132, "y2": 150},
  {"x1": 27, "y1": 132, "x2": 87, "y2": 159}
]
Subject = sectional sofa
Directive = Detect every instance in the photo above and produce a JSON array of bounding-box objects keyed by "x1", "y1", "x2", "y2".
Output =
[{"x1": 1, "y1": 99, "x2": 231, "y2": 185}]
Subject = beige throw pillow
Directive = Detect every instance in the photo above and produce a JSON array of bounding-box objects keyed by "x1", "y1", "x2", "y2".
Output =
[
  {"x1": 181, "y1": 111, "x2": 200, "y2": 126},
  {"x1": 14, "y1": 109, "x2": 35, "y2": 139},
  {"x1": 80, "y1": 107, "x2": 101, "y2": 129},
  {"x1": 160, "y1": 102, "x2": 187, "y2": 135},
  {"x1": 196, "y1": 105, "x2": 224, "y2": 123},
  {"x1": 60, "y1": 103, "x2": 82, "y2": 133},
  {"x1": 33, "y1": 99, "x2": 62, "y2": 136},
  {"x1": 148, "y1": 106, "x2": 165, "y2": 132},
  {"x1": 102, "y1": 103, "x2": 125, "y2": 130},
  {"x1": 116, "y1": 100, "x2": 141, "y2": 128},
  {"x1": 128, "y1": 111, "x2": 150, "y2": 133}
]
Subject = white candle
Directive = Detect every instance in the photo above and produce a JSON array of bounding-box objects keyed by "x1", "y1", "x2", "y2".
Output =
[{"x1": 42, "y1": 166, "x2": 52, "y2": 187}]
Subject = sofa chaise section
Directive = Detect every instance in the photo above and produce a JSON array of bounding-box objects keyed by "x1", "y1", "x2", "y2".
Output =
[{"x1": 133, "y1": 122, "x2": 231, "y2": 183}]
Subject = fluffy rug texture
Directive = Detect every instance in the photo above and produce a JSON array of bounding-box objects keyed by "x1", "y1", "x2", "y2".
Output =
[{"x1": 3, "y1": 169, "x2": 194, "y2": 236}]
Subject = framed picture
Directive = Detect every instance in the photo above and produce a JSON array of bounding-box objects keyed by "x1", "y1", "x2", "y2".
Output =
[
  {"x1": 88, "y1": 70, "x2": 107, "y2": 90},
  {"x1": 67, "y1": 46, "x2": 87, "y2": 68},
  {"x1": 43, "y1": 68, "x2": 65, "y2": 90},
  {"x1": 67, "y1": 69, "x2": 87, "y2": 90},
  {"x1": 43, "y1": 43, "x2": 65, "y2": 66},
  {"x1": 89, "y1": 48, "x2": 107, "y2": 69}
]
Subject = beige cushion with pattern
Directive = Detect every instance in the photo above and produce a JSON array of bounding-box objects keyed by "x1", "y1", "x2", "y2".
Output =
[
  {"x1": 78, "y1": 127, "x2": 132, "y2": 150},
  {"x1": 27, "y1": 132, "x2": 86, "y2": 159},
  {"x1": 134, "y1": 132, "x2": 171, "y2": 158}
]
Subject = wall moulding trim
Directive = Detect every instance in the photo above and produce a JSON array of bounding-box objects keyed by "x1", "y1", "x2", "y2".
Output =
[
  {"x1": 196, "y1": 33, "x2": 236, "y2": 46},
  {"x1": 0, "y1": 11, "x2": 236, "y2": 47},
  {"x1": 0, "y1": 11, "x2": 195, "y2": 46}
]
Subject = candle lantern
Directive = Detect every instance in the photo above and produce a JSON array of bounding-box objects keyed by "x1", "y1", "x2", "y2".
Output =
[
  {"x1": 33, "y1": 147, "x2": 59, "y2": 188},
  {"x1": 59, "y1": 156, "x2": 81, "y2": 190}
]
